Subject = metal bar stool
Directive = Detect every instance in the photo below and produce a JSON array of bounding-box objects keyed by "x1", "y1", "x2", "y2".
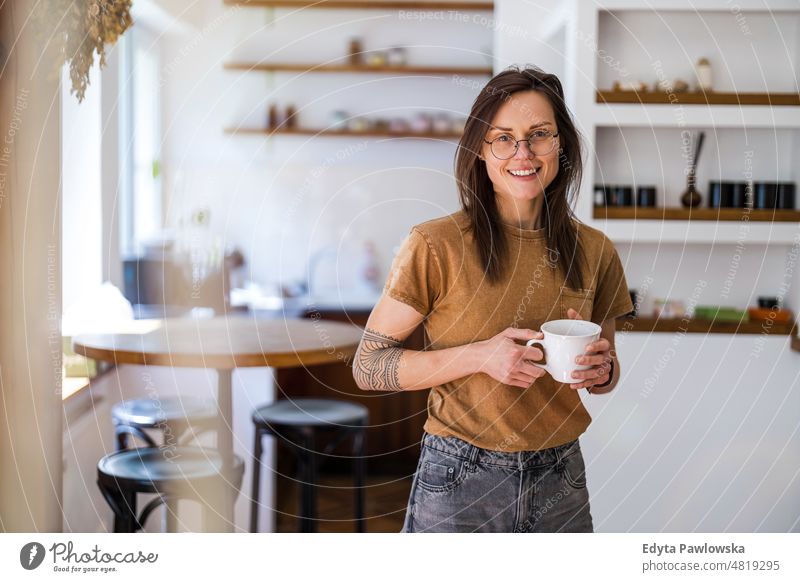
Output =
[
  {"x1": 249, "y1": 398, "x2": 368, "y2": 533},
  {"x1": 112, "y1": 397, "x2": 217, "y2": 451},
  {"x1": 97, "y1": 446, "x2": 245, "y2": 532}
]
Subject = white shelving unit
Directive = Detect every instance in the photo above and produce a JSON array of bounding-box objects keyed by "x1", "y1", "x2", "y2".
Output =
[
  {"x1": 572, "y1": 2, "x2": 800, "y2": 246},
  {"x1": 593, "y1": 104, "x2": 800, "y2": 130}
]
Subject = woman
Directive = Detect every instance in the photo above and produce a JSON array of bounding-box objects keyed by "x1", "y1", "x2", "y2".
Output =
[{"x1": 352, "y1": 66, "x2": 633, "y2": 533}]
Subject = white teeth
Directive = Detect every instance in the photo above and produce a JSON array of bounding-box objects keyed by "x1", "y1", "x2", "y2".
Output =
[{"x1": 508, "y1": 169, "x2": 537, "y2": 176}]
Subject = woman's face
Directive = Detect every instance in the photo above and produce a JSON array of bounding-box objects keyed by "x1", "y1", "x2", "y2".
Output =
[{"x1": 480, "y1": 90, "x2": 560, "y2": 206}]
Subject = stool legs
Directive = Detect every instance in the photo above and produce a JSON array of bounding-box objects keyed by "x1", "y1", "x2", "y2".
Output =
[
  {"x1": 249, "y1": 425, "x2": 368, "y2": 533},
  {"x1": 353, "y1": 425, "x2": 366, "y2": 533},
  {"x1": 114, "y1": 425, "x2": 157, "y2": 451},
  {"x1": 249, "y1": 427, "x2": 264, "y2": 533},
  {"x1": 298, "y1": 429, "x2": 317, "y2": 533},
  {"x1": 165, "y1": 498, "x2": 179, "y2": 532},
  {"x1": 98, "y1": 482, "x2": 138, "y2": 533}
]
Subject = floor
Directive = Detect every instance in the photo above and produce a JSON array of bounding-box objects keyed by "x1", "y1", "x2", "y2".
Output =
[{"x1": 274, "y1": 473, "x2": 412, "y2": 533}]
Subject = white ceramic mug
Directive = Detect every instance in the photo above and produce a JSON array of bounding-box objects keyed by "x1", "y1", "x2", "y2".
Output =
[{"x1": 525, "y1": 319, "x2": 602, "y2": 384}]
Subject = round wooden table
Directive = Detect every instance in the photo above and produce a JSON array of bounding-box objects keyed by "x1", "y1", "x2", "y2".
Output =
[{"x1": 73, "y1": 316, "x2": 364, "y2": 532}]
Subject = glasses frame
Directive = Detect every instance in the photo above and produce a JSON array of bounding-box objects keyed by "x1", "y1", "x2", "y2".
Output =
[{"x1": 482, "y1": 130, "x2": 560, "y2": 160}]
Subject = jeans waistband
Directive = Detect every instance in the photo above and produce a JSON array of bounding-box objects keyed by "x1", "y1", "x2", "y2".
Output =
[{"x1": 421, "y1": 432, "x2": 580, "y2": 470}]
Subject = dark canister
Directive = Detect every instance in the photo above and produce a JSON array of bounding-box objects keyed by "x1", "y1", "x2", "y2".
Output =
[
  {"x1": 613, "y1": 185, "x2": 633, "y2": 206},
  {"x1": 758, "y1": 296, "x2": 779, "y2": 309},
  {"x1": 604, "y1": 186, "x2": 616, "y2": 206},
  {"x1": 754, "y1": 182, "x2": 779, "y2": 209},
  {"x1": 708, "y1": 181, "x2": 734, "y2": 208},
  {"x1": 636, "y1": 186, "x2": 657, "y2": 207},
  {"x1": 777, "y1": 182, "x2": 795, "y2": 210},
  {"x1": 731, "y1": 182, "x2": 748, "y2": 208}
]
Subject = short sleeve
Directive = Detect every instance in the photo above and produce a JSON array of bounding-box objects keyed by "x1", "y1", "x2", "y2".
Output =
[
  {"x1": 383, "y1": 227, "x2": 441, "y2": 317},
  {"x1": 591, "y1": 242, "x2": 634, "y2": 325}
]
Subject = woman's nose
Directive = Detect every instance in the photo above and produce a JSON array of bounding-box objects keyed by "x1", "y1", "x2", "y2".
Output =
[{"x1": 514, "y1": 140, "x2": 535, "y2": 159}]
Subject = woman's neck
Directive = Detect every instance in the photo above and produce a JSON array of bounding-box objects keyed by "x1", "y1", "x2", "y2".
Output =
[{"x1": 496, "y1": 194, "x2": 545, "y2": 230}]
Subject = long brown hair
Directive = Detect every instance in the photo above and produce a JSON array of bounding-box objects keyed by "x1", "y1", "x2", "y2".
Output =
[{"x1": 455, "y1": 65, "x2": 586, "y2": 290}]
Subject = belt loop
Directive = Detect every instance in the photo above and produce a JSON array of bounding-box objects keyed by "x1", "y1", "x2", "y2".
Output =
[
  {"x1": 467, "y1": 442, "x2": 480, "y2": 471},
  {"x1": 554, "y1": 442, "x2": 566, "y2": 473}
]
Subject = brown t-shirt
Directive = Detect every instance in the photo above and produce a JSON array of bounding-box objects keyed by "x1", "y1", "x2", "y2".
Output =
[{"x1": 383, "y1": 209, "x2": 634, "y2": 452}]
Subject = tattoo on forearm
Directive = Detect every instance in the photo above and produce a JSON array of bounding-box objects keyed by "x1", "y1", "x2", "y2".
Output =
[{"x1": 353, "y1": 328, "x2": 404, "y2": 392}]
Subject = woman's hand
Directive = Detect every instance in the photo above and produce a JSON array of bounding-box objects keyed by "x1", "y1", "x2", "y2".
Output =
[
  {"x1": 474, "y1": 327, "x2": 548, "y2": 388},
  {"x1": 565, "y1": 308, "x2": 613, "y2": 390}
]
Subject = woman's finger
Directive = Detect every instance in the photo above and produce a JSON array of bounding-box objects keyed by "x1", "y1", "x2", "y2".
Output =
[
  {"x1": 571, "y1": 379, "x2": 601, "y2": 390},
  {"x1": 571, "y1": 364, "x2": 610, "y2": 381},
  {"x1": 522, "y1": 344, "x2": 545, "y2": 362},
  {"x1": 575, "y1": 353, "x2": 610, "y2": 367},
  {"x1": 502, "y1": 327, "x2": 542, "y2": 342},
  {"x1": 566, "y1": 307, "x2": 584, "y2": 320},
  {"x1": 518, "y1": 361, "x2": 547, "y2": 378},
  {"x1": 585, "y1": 338, "x2": 610, "y2": 353},
  {"x1": 509, "y1": 371, "x2": 539, "y2": 387},
  {"x1": 508, "y1": 378, "x2": 534, "y2": 388}
]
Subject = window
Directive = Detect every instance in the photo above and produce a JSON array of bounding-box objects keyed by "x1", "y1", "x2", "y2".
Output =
[{"x1": 119, "y1": 26, "x2": 163, "y2": 257}]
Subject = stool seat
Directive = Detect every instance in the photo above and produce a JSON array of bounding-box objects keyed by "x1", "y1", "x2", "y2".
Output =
[
  {"x1": 112, "y1": 397, "x2": 217, "y2": 429},
  {"x1": 97, "y1": 447, "x2": 244, "y2": 532},
  {"x1": 252, "y1": 398, "x2": 368, "y2": 428},
  {"x1": 98, "y1": 447, "x2": 243, "y2": 493}
]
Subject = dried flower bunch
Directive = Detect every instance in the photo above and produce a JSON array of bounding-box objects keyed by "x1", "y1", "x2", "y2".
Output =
[{"x1": 38, "y1": 0, "x2": 133, "y2": 102}]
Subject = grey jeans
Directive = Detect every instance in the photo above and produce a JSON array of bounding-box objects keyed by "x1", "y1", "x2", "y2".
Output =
[{"x1": 401, "y1": 432, "x2": 594, "y2": 533}]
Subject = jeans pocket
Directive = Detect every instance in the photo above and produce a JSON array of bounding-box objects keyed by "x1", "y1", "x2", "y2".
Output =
[
  {"x1": 562, "y1": 447, "x2": 587, "y2": 490},
  {"x1": 416, "y1": 446, "x2": 466, "y2": 493}
]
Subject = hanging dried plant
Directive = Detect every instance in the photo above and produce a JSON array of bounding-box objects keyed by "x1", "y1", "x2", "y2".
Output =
[{"x1": 36, "y1": 0, "x2": 133, "y2": 102}]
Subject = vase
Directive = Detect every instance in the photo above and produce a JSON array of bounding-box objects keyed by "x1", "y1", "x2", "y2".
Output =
[{"x1": 681, "y1": 173, "x2": 702, "y2": 208}]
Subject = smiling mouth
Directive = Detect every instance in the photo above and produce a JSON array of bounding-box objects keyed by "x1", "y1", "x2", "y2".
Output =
[{"x1": 507, "y1": 168, "x2": 540, "y2": 177}]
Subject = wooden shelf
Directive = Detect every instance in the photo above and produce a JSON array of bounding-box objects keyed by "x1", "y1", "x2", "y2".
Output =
[
  {"x1": 225, "y1": 126, "x2": 462, "y2": 139},
  {"x1": 224, "y1": 62, "x2": 493, "y2": 76},
  {"x1": 594, "y1": 206, "x2": 800, "y2": 222},
  {"x1": 597, "y1": 90, "x2": 800, "y2": 107},
  {"x1": 225, "y1": 0, "x2": 493, "y2": 10},
  {"x1": 616, "y1": 315, "x2": 796, "y2": 335}
]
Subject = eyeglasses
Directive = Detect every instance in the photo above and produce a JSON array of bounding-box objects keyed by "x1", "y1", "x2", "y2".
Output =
[{"x1": 483, "y1": 130, "x2": 559, "y2": 160}]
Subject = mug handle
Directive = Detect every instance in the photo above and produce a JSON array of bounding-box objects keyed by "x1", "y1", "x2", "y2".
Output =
[{"x1": 526, "y1": 339, "x2": 548, "y2": 373}]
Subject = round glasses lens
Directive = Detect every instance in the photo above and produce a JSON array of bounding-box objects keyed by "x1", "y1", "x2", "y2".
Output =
[
  {"x1": 491, "y1": 137, "x2": 517, "y2": 159},
  {"x1": 530, "y1": 134, "x2": 555, "y2": 156}
]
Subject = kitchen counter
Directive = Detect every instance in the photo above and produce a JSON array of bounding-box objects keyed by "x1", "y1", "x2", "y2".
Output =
[{"x1": 231, "y1": 287, "x2": 381, "y2": 317}]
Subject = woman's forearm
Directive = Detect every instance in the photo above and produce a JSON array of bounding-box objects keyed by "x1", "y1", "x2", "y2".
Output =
[{"x1": 353, "y1": 327, "x2": 483, "y2": 392}]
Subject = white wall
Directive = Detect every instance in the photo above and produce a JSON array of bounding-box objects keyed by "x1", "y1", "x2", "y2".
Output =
[
  {"x1": 618, "y1": 240, "x2": 798, "y2": 314},
  {"x1": 596, "y1": 10, "x2": 800, "y2": 94},
  {"x1": 62, "y1": 65, "x2": 103, "y2": 312},
  {"x1": 493, "y1": 2, "x2": 567, "y2": 85},
  {"x1": 585, "y1": 332, "x2": 800, "y2": 532},
  {"x1": 0, "y1": 0, "x2": 64, "y2": 532}
]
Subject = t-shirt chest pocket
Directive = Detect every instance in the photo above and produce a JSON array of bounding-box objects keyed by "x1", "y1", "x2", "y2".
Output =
[{"x1": 559, "y1": 286, "x2": 595, "y2": 321}]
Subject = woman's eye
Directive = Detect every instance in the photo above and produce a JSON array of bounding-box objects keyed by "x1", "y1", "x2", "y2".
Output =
[
  {"x1": 531, "y1": 131, "x2": 550, "y2": 139},
  {"x1": 496, "y1": 135, "x2": 512, "y2": 142}
]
